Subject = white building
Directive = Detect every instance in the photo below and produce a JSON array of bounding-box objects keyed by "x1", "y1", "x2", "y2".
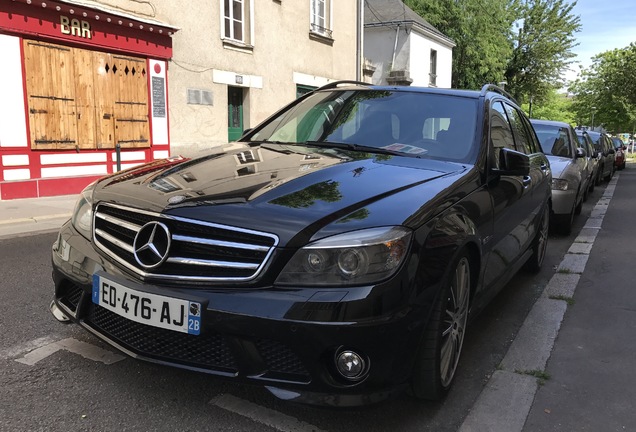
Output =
[{"x1": 364, "y1": 0, "x2": 454, "y2": 88}]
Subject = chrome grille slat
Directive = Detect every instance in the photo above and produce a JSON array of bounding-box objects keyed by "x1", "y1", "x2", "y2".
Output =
[
  {"x1": 93, "y1": 202, "x2": 278, "y2": 282},
  {"x1": 95, "y1": 228, "x2": 136, "y2": 253},
  {"x1": 95, "y1": 212, "x2": 142, "y2": 232},
  {"x1": 166, "y1": 257, "x2": 259, "y2": 269},
  {"x1": 172, "y1": 234, "x2": 270, "y2": 252}
]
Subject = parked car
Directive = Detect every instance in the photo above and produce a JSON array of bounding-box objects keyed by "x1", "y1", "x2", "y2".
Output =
[
  {"x1": 587, "y1": 130, "x2": 616, "y2": 182},
  {"x1": 50, "y1": 82, "x2": 551, "y2": 407},
  {"x1": 532, "y1": 119, "x2": 590, "y2": 234},
  {"x1": 611, "y1": 136, "x2": 626, "y2": 170},
  {"x1": 575, "y1": 129, "x2": 599, "y2": 191}
]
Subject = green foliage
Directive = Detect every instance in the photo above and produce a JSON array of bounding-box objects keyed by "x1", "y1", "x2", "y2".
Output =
[
  {"x1": 405, "y1": 0, "x2": 517, "y2": 90},
  {"x1": 506, "y1": 0, "x2": 581, "y2": 103},
  {"x1": 569, "y1": 45, "x2": 636, "y2": 133},
  {"x1": 404, "y1": 0, "x2": 581, "y2": 107},
  {"x1": 521, "y1": 89, "x2": 576, "y2": 124}
]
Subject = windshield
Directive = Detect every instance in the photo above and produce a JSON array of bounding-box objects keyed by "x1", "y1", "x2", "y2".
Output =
[
  {"x1": 533, "y1": 124, "x2": 572, "y2": 157},
  {"x1": 249, "y1": 90, "x2": 479, "y2": 163}
]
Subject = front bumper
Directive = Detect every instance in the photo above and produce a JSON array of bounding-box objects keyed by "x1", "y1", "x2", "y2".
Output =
[
  {"x1": 51, "y1": 221, "x2": 426, "y2": 406},
  {"x1": 551, "y1": 189, "x2": 577, "y2": 215}
]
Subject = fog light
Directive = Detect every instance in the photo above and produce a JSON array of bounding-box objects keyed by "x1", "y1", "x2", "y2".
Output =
[{"x1": 336, "y1": 350, "x2": 366, "y2": 380}]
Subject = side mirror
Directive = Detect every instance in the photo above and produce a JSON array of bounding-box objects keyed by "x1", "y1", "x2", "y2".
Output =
[
  {"x1": 575, "y1": 148, "x2": 585, "y2": 158},
  {"x1": 492, "y1": 148, "x2": 530, "y2": 176}
]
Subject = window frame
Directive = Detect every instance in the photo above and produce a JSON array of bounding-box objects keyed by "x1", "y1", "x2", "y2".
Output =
[
  {"x1": 310, "y1": 0, "x2": 333, "y2": 39},
  {"x1": 429, "y1": 49, "x2": 438, "y2": 87},
  {"x1": 221, "y1": 0, "x2": 254, "y2": 47}
]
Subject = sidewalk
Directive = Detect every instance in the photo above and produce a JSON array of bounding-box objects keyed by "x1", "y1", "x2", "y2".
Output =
[
  {"x1": 523, "y1": 166, "x2": 636, "y2": 431},
  {"x1": 460, "y1": 166, "x2": 635, "y2": 431},
  {"x1": 0, "y1": 194, "x2": 77, "y2": 239}
]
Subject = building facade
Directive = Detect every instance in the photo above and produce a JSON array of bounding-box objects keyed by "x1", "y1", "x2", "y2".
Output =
[
  {"x1": 364, "y1": 0, "x2": 454, "y2": 88},
  {"x1": 0, "y1": 0, "x2": 359, "y2": 200}
]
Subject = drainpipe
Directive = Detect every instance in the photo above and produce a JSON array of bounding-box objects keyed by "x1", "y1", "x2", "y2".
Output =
[
  {"x1": 356, "y1": 0, "x2": 363, "y2": 81},
  {"x1": 391, "y1": 23, "x2": 400, "y2": 71}
]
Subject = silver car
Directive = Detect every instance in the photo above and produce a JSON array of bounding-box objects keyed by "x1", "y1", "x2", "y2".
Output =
[
  {"x1": 575, "y1": 129, "x2": 600, "y2": 189},
  {"x1": 532, "y1": 119, "x2": 591, "y2": 235}
]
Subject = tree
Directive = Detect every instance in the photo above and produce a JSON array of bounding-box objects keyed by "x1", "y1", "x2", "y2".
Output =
[
  {"x1": 568, "y1": 46, "x2": 636, "y2": 132},
  {"x1": 521, "y1": 89, "x2": 576, "y2": 124},
  {"x1": 505, "y1": 0, "x2": 581, "y2": 104},
  {"x1": 405, "y1": 0, "x2": 517, "y2": 90}
]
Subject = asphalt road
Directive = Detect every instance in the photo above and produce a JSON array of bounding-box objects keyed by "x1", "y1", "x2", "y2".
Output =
[{"x1": 0, "y1": 183, "x2": 606, "y2": 432}]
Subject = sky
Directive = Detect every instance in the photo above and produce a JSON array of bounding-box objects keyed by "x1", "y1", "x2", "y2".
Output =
[{"x1": 564, "y1": 0, "x2": 636, "y2": 82}]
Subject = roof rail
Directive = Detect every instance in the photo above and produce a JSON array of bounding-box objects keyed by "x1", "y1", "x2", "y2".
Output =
[
  {"x1": 480, "y1": 83, "x2": 518, "y2": 105},
  {"x1": 317, "y1": 80, "x2": 372, "y2": 91}
]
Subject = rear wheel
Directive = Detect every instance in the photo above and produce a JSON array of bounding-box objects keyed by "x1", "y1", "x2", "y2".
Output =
[{"x1": 411, "y1": 252, "x2": 471, "y2": 400}]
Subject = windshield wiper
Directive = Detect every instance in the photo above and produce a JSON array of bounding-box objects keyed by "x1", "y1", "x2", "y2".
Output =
[{"x1": 304, "y1": 141, "x2": 421, "y2": 158}]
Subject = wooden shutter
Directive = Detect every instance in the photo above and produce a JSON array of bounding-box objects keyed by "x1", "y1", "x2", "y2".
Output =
[
  {"x1": 22, "y1": 40, "x2": 150, "y2": 151},
  {"x1": 23, "y1": 41, "x2": 78, "y2": 150},
  {"x1": 111, "y1": 55, "x2": 150, "y2": 148}
]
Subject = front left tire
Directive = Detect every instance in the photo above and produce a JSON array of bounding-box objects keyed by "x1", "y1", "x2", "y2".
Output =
[{"x1": 410, "y1": 251, "x2": 471, "y2": 400}]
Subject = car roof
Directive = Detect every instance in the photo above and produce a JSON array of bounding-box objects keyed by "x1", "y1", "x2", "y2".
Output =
[
  {"x1": 530, "y1": 119, "x2": 572, "y2": 128},
  {"x1": 326, "y1": 83, "x2": 482, "y2": 99}
]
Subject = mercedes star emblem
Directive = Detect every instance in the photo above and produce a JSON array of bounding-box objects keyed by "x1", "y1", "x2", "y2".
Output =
[{"x1": 133, "y1": 221, "x2": 171, "y2": 269}]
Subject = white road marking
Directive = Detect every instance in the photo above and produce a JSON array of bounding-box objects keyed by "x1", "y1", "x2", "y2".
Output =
[
  {"x1": 211, "y1": 394, "x2": 327, "y2": 432},
  {"x1": 0, "y1": 335, "x2": 59, "y2": 360},
  {"x1": 11, "y1": 337, "x2": 125, "y2": 366}
]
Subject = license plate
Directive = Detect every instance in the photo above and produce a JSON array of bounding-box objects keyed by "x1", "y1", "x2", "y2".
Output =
[{"x1": 92, "y1": 274, "x2": 201, "y2": 335}]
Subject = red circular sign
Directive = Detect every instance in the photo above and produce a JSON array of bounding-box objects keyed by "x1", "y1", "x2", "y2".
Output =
[{"x1": 154, "y1": 63, "x2": 162, "y2": 74}]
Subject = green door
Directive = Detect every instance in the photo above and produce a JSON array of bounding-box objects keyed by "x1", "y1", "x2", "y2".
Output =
[{"x1": 228, "y1": 87, "x2": 244, "y2": 142}]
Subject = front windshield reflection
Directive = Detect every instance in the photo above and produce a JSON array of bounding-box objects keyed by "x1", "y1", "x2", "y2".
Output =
[{"x1": 250, "y1": 90, "x2": 478, "y2": 163}]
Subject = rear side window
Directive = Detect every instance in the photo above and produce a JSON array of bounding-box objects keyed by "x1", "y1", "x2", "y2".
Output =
[
  {"x1": 504, "y1": 104, "x2": 536, "y2": 154},
  {"x1": 490, "y1": 101, "x2": 516, "y2": 169}
]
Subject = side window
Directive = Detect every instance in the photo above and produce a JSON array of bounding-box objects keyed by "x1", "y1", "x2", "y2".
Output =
[
  {"x1": 503, "y1": 103, "x2": 533, "y2": 154},
  {"x1": 222, "y1": 0, "x2": 253, "y2": 45},
  {"x1": 520, "y1": 114, "x2": 540, "y2": 154},
  {"x1": 310, "y1": 0, "x2": 332, "y2": 38},
  {"x1": 490, "y1": 101, "x2": 516, "y2": 169}
]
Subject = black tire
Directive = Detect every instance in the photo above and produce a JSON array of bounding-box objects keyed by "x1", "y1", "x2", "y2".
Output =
[
  {"x1": 410, "y1": 251, "x2": 471, "y2": 400},
  {"x1": 574, "y1": 193, "x2": 583, "y2": 215},
  {"x1": 526, "y1": 203, "x2": 549, "y2": 273},
  {"x1": 554, "y1": 205, "x2": 574, "y2": 235}
]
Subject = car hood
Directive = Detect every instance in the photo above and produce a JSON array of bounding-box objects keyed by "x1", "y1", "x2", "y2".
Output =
[
  {"x1": 91, "y1": 143, "x2": 466, "y2": 241},
  {"x1": 546, "y1": 155, "x2": 575, "y2": 179}
]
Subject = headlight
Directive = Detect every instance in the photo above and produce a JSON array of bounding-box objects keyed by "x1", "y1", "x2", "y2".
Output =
[
  {"x1": 71, "y1": 182, "x2": 96, "y2": 240},
  {"x1": 276, "y1": 227, "x2": 412, "y2": 286},
  {"x1": 551, "y1": 178, "x2": 569, "y2": 191}
]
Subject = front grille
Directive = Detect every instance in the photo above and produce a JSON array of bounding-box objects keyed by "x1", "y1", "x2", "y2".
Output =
[
  {"x1": 87, "y1": 303, "x2": 239, "y2": 372},
  {"x1": 256, "y1": 339, "x2": 310, "y2": 379},
  {"x1": 58, "y1": 282, "x2": 83, "y2": 313},
  {"x1": 93, "y1": 203, "x2": 278, "y2": 282}
]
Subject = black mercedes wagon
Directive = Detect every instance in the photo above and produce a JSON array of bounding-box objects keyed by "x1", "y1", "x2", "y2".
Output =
[{"x1": 51, "y1": 81, "x2": 551, "y2": 407}]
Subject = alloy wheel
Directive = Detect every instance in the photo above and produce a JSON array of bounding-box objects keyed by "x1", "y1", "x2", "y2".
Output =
[{"x1": 440, "y1": 256, "x2": 471, "y2": 387}]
